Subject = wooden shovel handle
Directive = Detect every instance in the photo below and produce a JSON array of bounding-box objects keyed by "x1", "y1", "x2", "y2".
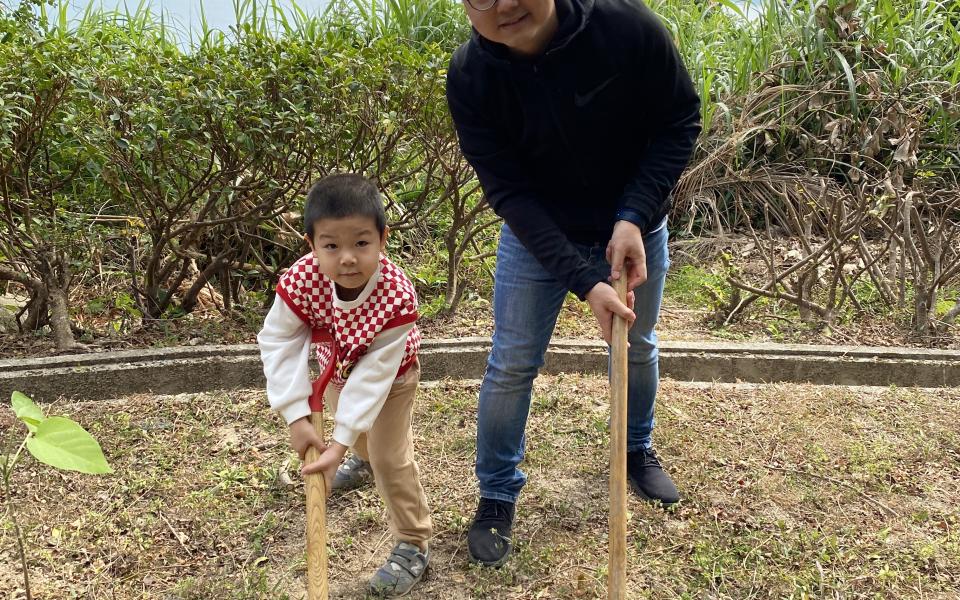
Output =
[
  {"x1": 304, "y1": 411, "x2": 328, "y2": 600},
  {"x1": 609, "y1": 276, "x2": 629, "y2": 599}
]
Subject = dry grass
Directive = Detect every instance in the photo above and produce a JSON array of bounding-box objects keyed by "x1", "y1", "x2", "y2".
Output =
[
  {"x1": 2, "y1": 376, "x2": 959, "y2": 599},
  {"x1": 418, "y1": 292, "x2": 736, "y2": 343},
  {"x1": 417, "y1": 256, "x2": 960, "y2": 349}
]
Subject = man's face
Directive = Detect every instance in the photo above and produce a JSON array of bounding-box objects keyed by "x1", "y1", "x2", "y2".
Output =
[{"x1": 462, "y1": 0, "x2": 558, "y2": 56}]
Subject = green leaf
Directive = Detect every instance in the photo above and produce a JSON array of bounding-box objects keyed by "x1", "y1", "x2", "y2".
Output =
[
  {"x1": 11, "y1": 391, "x2": 44, "y2": 433},
  {"x1": 715, "y1": 0, "x2": 746, "y2": 20},
  {"x1": 25, "y1": 417, "x2": 112, "y2": 475},
  {"x1": 831, "y1": 48, "x2": 859, "y2": 118}
]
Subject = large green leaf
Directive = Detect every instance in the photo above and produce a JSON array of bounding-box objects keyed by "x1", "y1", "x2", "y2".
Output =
[
  {"x1": 11, "y1": 391, "x2": 44, "y2": 433},
  {"x1": 25, "y1": 417, "x2": 112, "y2": 474}
]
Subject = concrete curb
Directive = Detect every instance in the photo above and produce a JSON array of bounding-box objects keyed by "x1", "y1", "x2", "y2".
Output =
[{"x1": 2, "y1": 338, "x2": 958, "y2": 402}]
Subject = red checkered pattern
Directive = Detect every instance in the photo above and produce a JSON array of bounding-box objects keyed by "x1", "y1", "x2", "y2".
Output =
[{"x1": 276, "y1": 254, "x2": 420, "y2": 394}]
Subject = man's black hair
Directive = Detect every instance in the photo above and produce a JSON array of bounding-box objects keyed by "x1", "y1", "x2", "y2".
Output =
[{"x1": 303, "y1": 174, "x2": 386, "y2": 239}]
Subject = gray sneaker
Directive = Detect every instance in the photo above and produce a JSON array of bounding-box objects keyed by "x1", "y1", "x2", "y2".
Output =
[
  {"x1": 368, "y1": 541, "x2": 429, "y2": 597},
  {"x1": 332, "y1": 454, "x2": 373, "y2": 492}
]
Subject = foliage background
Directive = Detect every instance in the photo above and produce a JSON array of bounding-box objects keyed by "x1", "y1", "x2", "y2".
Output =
[{"x1": 1, "y1": 0, "x2": 958, "y2": 352}]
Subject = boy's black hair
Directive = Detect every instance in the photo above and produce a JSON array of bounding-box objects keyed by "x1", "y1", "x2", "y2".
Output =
[{"x1": 303, "y1": 174, "x2": 386, "y2": 239}]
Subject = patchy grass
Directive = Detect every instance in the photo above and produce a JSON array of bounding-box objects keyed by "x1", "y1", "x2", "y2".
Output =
[
  {"x1": 662, "y1": 265, "x2": 730, "y2": 312},
  {"x1": 2, "y1": 378, "x2": 959, "y2": 598}
]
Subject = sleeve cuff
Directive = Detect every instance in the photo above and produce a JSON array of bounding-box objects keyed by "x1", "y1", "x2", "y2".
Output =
[
  {"x1": 280, "y1": 401, "x2": 312, "y2": 425},
  {"x1": 332, "y1": 423, "x2": 361, "y2": 448},
  {"x1": 615, "y1": 207, "x2": 650, "y2": 232},
  {"x1": 571, "y1": 273, "x2": 606, "y2": 301}
]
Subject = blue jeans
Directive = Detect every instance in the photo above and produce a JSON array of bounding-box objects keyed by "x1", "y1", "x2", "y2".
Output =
[{"x1": 476, "y1": 223, "x2": 670, "y2": 503}]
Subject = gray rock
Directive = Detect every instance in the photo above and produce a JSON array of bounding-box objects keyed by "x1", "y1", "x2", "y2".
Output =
[{"x1": 0, "y1": 305, "x2": 19, "y2": 334}]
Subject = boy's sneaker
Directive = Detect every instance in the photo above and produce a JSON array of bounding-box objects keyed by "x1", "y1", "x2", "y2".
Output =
[
  {"x1": 627, "y1": 447, "x2": 680, "y2": 505},
  {"x1": 368, "y1": 541, "x2": 429, "y2": 597},
  {"x1": 331, "y1": 454, "x2": 373, "y2": 492},
  {"x1": 467, "y1": 498, "x2": 515, "y2": 567}
]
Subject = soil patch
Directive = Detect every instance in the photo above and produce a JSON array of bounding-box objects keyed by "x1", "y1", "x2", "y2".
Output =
[{"x1": 2, "y1": 377, "x2": 958, "y2": 598}]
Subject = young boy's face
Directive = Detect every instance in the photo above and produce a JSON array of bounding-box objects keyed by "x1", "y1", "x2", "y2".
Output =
[
  {"x1": 306, "y1": 216, "x2": 387, "y2": 298},
  {"x1": 462, "y1": 0, "x2": 558, "y2": 56}
]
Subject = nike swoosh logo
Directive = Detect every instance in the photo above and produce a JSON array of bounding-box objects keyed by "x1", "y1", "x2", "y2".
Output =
[{"x1": 573, "y1": 75, "x2": 619, "y2": 107}]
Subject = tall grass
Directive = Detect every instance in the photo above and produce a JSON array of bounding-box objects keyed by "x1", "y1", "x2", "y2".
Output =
[
  {"x1": 10, "y1": 0, "x2": 958, "y2": 188},
  {"x1": 323, "y1": 0, "x2": 468, "y2": 46},
  {"x1": 13, "y1": 0, "x2": 468, "y2": 50},
  {"x1": 652, "y1": 0, "x2": 960, "y2": 139},
  {"x1": 30, "y1": 0, "x2": 185, "y2": 48},
  {"x1": 14, "y1": 0, "x2": 960, "y2": 79}
]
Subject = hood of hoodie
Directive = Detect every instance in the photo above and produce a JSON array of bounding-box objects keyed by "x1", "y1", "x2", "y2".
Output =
[{"x1": 468, "y1": 0, "x2": 595, "y2": 69}]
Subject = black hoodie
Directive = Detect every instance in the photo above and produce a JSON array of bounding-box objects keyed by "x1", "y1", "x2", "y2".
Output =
[{"x1": 446, "y1": 0, "x2": 701, "y2": 299}]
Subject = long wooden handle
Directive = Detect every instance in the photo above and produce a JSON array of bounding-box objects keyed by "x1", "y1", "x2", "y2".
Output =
[
  {"x1": 609, "y1": 276, "x2": 629, "y2": 599},
  {"x1": 304, "y1": 411, "x2": 329, "y2": 600}
]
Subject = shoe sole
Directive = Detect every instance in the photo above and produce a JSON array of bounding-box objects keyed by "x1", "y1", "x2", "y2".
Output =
[
  {"x1": 468, "y1": 545, "x2": 512, "y2": 568},
  {"x1": 629, "y1": 480, "x2": 680, "y2": 507},
  {"x1": 367, "y1": 563, "x2": 429, "y2": 597},
  {"x1": 331, "y1": 471, "x2": 374, "y2": 493},
  {"x1": 331, "y1": 478, "x2": 374, "y2": 493}
]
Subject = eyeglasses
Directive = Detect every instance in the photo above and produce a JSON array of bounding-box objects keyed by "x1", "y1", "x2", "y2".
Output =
[{"x1": 466, "y1": 0, "x2": 498, "y2": 11}]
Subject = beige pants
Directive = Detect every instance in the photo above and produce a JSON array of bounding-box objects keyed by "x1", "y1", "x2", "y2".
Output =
[{"x1": 324, "y1": 362, "x2": 432, "y2": 549}]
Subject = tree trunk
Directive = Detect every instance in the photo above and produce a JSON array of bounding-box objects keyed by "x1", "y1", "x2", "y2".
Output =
[
  {"x1": 180, "y1": 253, "x2": 231, "y2": 314},
  {"x1": 0, "y1": 266, "x2": 46, "y2": 332},
  {"x1": 44, "y1": 277, "x2": 78, "y2": 351},
  {"x1": 440, "y1": 229, "x2": 462, "y2": 316},
  {"x1": 913, "y1": 285, "x2": 937, "y2": 335},
  {"x1": 220, "y1": 266, "x2": 233, "y2": 313},
  {"x1": 21, "y1": 288, "x2": 48, "y2": 332}
]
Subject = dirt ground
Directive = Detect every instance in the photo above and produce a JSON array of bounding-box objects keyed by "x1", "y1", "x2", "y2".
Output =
[{"x1": 2, "y1": 376, "x2": 958, "y2": 599}]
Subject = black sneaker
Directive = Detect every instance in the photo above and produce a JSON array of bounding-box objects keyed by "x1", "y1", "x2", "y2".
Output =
[
  {"x1": 467, "y1": 498, "x2": 515, "y2": 567},
  {"x1": 627, "y1": 447, "x2": 680, "y2": 505}
]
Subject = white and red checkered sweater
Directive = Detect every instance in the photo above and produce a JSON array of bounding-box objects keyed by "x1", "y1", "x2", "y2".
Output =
[{"x1": 258, "y1": 253, "x2": 420, "y2": 447}]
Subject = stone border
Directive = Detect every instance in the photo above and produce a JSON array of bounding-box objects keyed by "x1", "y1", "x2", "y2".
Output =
[{"x1": 2, "y1": 338, "x2": 958, "y2": 402}]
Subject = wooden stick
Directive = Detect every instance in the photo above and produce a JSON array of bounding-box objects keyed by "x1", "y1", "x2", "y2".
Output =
[
  {"x1": 304, "y1": 411, "x2": 329, "y2": 600},
  {"x1": 608, "y1": 276, "x2": 629, "y2": 600}
]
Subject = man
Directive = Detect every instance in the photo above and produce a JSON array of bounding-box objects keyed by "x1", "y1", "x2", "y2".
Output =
[{"x1": 446, "y1": 0, "x2": 701, "y2": 567}]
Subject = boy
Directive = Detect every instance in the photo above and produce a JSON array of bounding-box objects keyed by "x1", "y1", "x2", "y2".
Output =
[{"x1": 258, "y1": 174, "x2": 432, "y2": 596}]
